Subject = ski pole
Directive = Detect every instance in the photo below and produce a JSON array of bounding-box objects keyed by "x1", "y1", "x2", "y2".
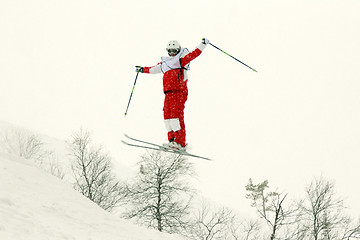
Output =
[
  {"x1": 124, "y1": 70, "x2": 140, "y2": 116},
  {"x1": 209, "y1": 42, "x2": 258, "y2": 73}
]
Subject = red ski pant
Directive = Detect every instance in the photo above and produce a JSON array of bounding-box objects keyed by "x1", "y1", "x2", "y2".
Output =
[{"x1": 163, "y1": 90, "x2": 187, "y2": 147}]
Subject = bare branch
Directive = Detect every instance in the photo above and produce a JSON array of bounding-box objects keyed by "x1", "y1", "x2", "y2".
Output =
[
  {"x1": 68, "y1": 128, "x2": 126, "y2": 211},
  {"x1": 124, "y1": 151, "x2": 195, "y2": 233}
]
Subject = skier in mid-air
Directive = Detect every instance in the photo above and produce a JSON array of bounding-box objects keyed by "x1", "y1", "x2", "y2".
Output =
[{"x1": 136, "y1": 38, "x2": 210, "y2": 151}]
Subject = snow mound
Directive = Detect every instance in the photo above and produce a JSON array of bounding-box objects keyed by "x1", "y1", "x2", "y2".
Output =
[{"x1": 0, "y1": 152, "x2": 186, "y2": 240}]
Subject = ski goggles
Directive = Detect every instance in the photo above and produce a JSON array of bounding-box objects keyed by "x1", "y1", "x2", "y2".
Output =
[{"x1": 167, "y1": 49, "x2": 179, "y2": 54}]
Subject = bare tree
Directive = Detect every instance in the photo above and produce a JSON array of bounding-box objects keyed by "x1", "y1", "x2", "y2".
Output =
[
  {"x1": 43, "y1": 152, "x2": 66, "y2": 179},
  {"x1": 0, "y1": 128, "x2": 68, "y2": 179},
  {"x1": 245, "y1": 179, "x2": 298, "y2": 240},
  {"x1": 298, "y1": 177, "x2": 360, "y2": 240},
  {"x1": 68, "y1": 128, "x2": 126, "y2": 211},
  {"x1": 0, "y1": 129, "x2": 48, "y2": 163},
  {"x1": 124, "y1": 151, "x2": 195, "y2": 233},
  {"x1": 186, "y1": 200, "x2": 237, "y2": 240},
  {"x1": 236, "y1": 219, "x2": 261, "y2": 240}
]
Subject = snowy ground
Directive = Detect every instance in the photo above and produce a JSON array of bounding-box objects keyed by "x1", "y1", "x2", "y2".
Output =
[{"x1": 0, "y1": 152, "x2": 186, "y2": 240}]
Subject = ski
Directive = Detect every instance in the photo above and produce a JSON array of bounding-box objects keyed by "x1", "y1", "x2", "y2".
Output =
[{"x1": 122, "y1": 134, "x2": 211, "y2": 161}]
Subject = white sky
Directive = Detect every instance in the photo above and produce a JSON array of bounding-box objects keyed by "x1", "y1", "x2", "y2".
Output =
[{"x1": 1, "y1": 0, "x2": 360, "y2": 216}]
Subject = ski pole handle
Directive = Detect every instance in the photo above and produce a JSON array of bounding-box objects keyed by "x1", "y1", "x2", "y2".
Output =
[
  {"x1": 209, "y1": 42, "x2": 258, "y2": 73},
  {"x1": 124, "y1": 70, "x2": 140, "y2": 116}
]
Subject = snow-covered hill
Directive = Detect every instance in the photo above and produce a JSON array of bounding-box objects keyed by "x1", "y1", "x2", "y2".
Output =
[{"x1": 0, "y1": 152, "x2": 186, "y2": 240}]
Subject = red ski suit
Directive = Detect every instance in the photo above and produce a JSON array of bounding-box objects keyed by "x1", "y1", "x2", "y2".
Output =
[{"x1": 143, "y1": 44, "x2": 205, "y2": 147}]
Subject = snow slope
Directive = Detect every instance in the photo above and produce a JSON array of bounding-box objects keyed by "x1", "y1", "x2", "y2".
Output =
[{"x1": 0, "y1": 152, "x2": 186, "y2": 240}]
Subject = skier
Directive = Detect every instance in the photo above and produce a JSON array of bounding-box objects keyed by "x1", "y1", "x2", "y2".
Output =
[{"x1": 136, "y1": 38, "x2": 210, "y2": 150}]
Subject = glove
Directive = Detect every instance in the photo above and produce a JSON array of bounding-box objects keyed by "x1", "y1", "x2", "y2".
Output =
[
  {"x1": 202, "y1": 38, "x2": 210, "y2": 45},
  {"x1": 135, "y1": 66, "x2": 144, "y2": 73}
]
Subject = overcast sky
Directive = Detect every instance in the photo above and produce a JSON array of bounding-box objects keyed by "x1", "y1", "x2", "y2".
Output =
[{"x1": 1, "y1": 0, "x2": 360, "y2": 216}]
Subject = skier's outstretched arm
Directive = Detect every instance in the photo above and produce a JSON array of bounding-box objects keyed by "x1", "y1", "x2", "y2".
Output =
[
  {"x1": 135, "y1": 63, "x2": 161, "y2": 74},
  {"x1": 181, "y1": 38, "x2": 209, "y2": 66}
]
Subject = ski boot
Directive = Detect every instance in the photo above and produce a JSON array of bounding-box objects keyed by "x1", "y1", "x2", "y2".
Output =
[{"x1": 163, "y1": 142, "x2": 187, "y2": 152}]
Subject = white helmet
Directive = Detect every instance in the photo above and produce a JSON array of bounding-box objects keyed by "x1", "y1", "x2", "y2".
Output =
[{"x1": 166, "y1": 40, "x2": 181, "y2": 55}]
